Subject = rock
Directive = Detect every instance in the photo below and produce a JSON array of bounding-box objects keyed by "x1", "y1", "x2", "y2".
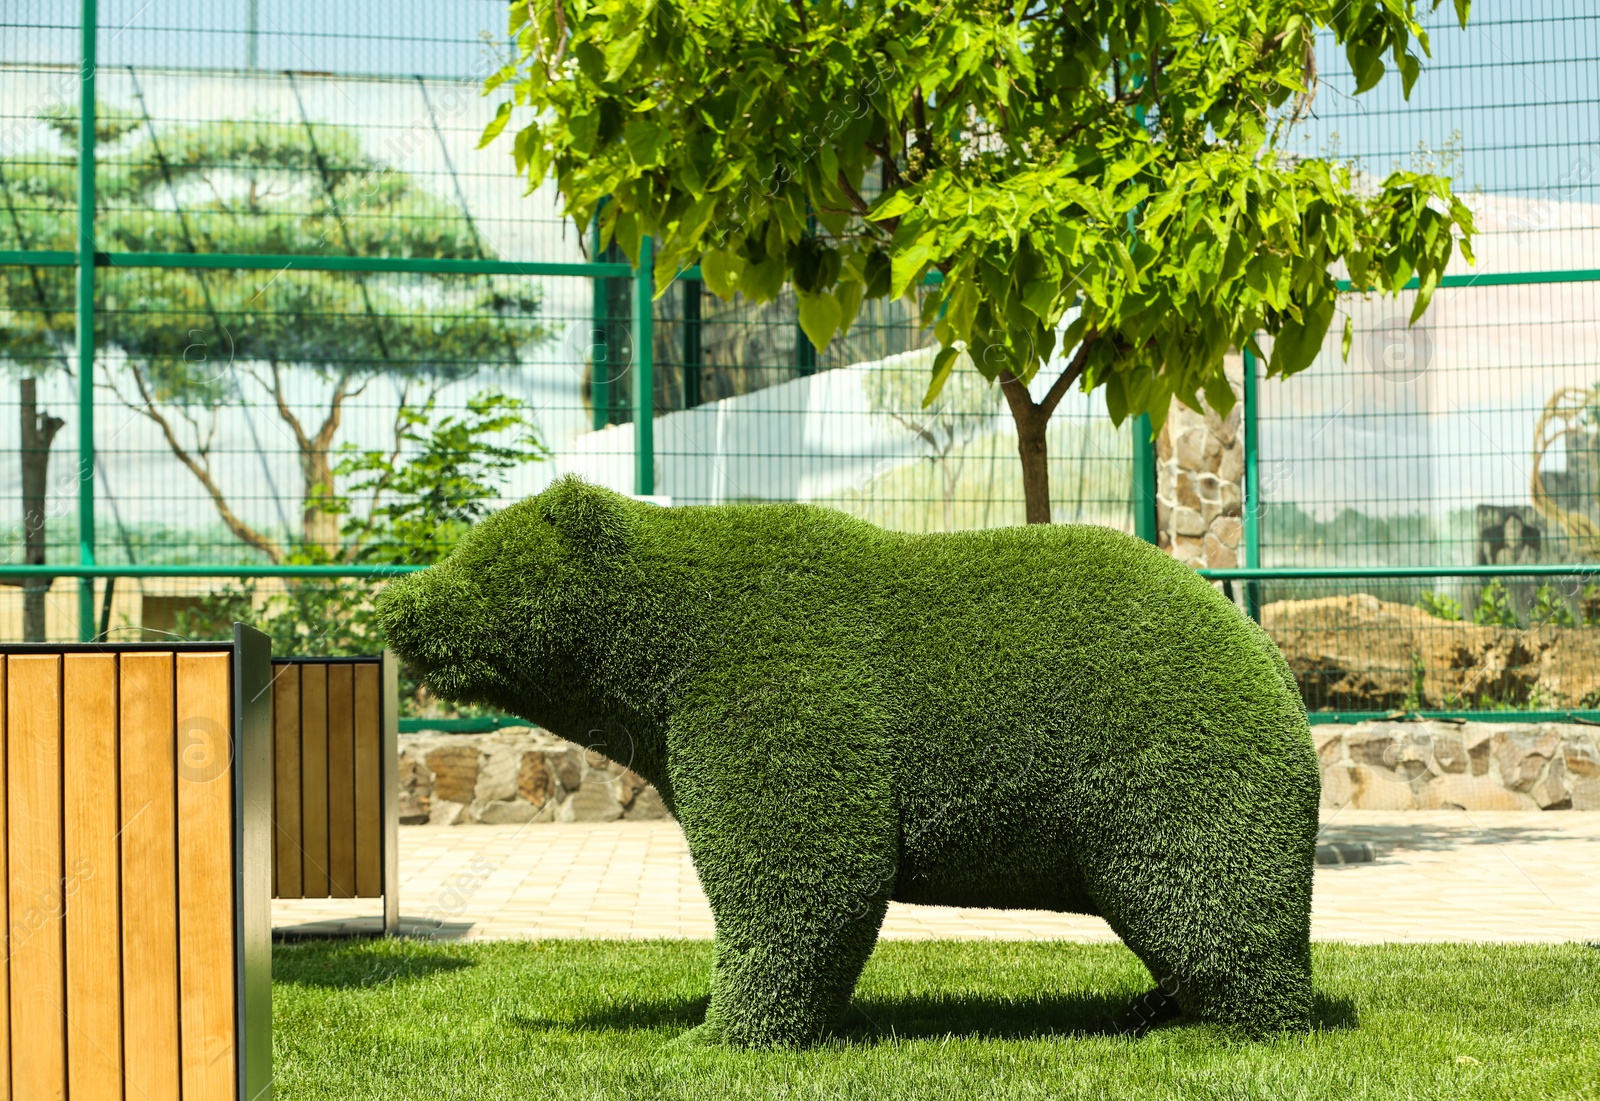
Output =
[
  {"x1": 1202, "y1": 531, "x2": 1237, "y2": 569},
  {"x1": 1432, "y1": 734, "x2": 1468, "y2": 774},
  {"x1": 428, "y1": 799, "x2": 467, "y2": 826},
  {"x1": 1174, "y1": 428, "x2": 1213, "y2": 472},
  {"x1": 553, "y1": 746, "x2": 585, "y2": 792},
  {"x1": 1344, "y1": 764, "x2": 1419, "y2": 810},
  {"x1": 624, "y1": 786, "x2": 670, "y2": 820},
  {"x1": 426, "y1": 746, "x2": 481, "y2": 805},
  {"x1": 1463, "y1": 725, "x2": 1495, "y2": 776},
  {"x1": 1217, "y1": 443, "x2": 1244, "y2": 485},
  {"x1": 1417, "y1": 774, "x2": 1539, "y2": 811},
  {"x1": 1314, "y1": 731, "x2": 1345, "y2": 766},
  {"x1": 398, "y1": 791, "x2": 429, "y2": 825},
  {"x1": 398, "y1": 753, "x2": 434, "y2": 803},
  {"x1": 1210, "y1": 515, "x2": 1242, "y2": 548},
  {"x1": 613, "y1": 768, "x2": 649, "y2": 808},
  {"x1": 1173, "y1": 507, "x2": 1207, "y2": 537},
  {"x1": 1176, "y1": 472, "x2": 1203, "y2": 510},
  {"x1": 1320, "y1": 763, "x2": 1359, "y2": 809},
  {"x1": 1219, "y1": 481, "x2": 1242, "y2": 517},
  {"x1": 1171, "y1": 535, "x2": 1205, "y2": 566},
  {"x1": 1563, "y1": 736, "x2": 1600, "y2": 779},
  {"x1": 1529, "y1": 756, "x2": 1571, "y2": 809},
  {"x1": 519, "y1": 752, "x2": 555, "y2": 807},
  {"x1": 1492, "y1": 728, "x2": 1562, "y2": 793},
  {"x1": 474, "y1": 745, "x2": 520, "y2": 804},
  {"x1": 479, "y1": 798, "x2": 538, "y2": 824},
  {"x1": 561, "y1": 785, "x2": 624, "y2": 822}
]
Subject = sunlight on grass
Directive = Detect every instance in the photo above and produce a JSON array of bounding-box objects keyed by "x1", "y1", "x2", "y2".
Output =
[{"x1": 272, "y1": 939, "x2": 1599, "y2": 1100}]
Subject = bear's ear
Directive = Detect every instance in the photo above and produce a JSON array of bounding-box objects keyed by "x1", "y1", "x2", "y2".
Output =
[{"x1": 538, "y1": 476, "x2": 629, "y2": 560}]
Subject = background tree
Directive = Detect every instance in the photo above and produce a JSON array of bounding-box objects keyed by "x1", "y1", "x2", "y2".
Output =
[
  {"x1": 862, "y1": 348, "x2": 1003, "y2": 531},
  {"x1": 0, "y1": 107, "x2": 549, "y2": 561},
  {"x1": 492, "y1": 0, "x2": 1476, "y2": 522},
  {"x1": 171, "y1": 386, "x2": 545, "y2": 698}
]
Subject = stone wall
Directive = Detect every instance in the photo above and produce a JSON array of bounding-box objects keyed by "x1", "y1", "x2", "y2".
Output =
[
  {"x1": 400, "y1": 720, "x2": 1599, "y2": 826},
  {"x1": 1154, "y1": 353, "x2": 1245, "y2": 569},
  {"x1": 1317, "y1": 720, "x2": 1600, "y2": 811},
  {"x1": 399, "y1": 729, "x2": 669, "y2": 825}
]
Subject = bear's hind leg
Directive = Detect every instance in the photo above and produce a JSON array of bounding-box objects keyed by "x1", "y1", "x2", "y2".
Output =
[{"x1": 1083, "y1": 823, "x2": 1315, "y2": 1035}]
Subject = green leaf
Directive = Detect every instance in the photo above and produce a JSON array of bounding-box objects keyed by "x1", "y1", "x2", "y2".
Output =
[
  {"x1": 700, "y1": 248, "x2": 741, "y2": 299},
  {"x1": 1202, "y1": 371, "x2": 1236, "y2": 418},
  {"x1": 478, "y1": 101, "x2": 512, "y2": 149},
  {"x1": 1410, "y1": 268, "x2": 1441, "y2": 324},
  {"x1": 623, "y1": 120, "x2": 669, "y2": 167},
  {"x1": 870, "y1": 190, "x2": 916, "y2": 221},
  {"x1": 835, "y1": 280, "x2": 864, "y2": 337},
  {"x1": 1269, "y1": 296, "x2": 1336, "y2": 378},
  {"x1": 1341, "y1": 314, "x2": 1354, "y2": 360},
  {"x1": 797, "y1": 291, "x2": 842, "y2": 352},
  {"x1": 1104, "y1": 371, "x2": 1128, "y2": 426},
  {"x1": 604, "y1": 27, "x2": 646, "y2": 82},
  {"x1": 922, "y1": 345, "x2": 960, "y2": 407}
]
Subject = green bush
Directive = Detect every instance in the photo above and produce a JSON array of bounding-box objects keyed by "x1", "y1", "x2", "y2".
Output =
[
  {"x1": 1530, "y1": 584, "x2": 1575, "y2": 628},
  {"x1": 1473, "y1": 579, "x2": 1521, "y2": 628},
  {"x1": 1415, "y1": 591, "x2": 1462, "y2": 621},
  {"x1": 378, "y1": 478, "x2": 1319, "y2": 1047}
]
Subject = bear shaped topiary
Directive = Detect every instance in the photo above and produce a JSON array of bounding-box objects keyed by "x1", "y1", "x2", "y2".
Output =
[{"x1": 377, "y1": 476, "x2": 1319, "y2": 1046}]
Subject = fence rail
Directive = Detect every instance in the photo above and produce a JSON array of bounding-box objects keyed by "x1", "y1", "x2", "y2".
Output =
[{"x1": 4, "y1": 0, "x2": 1600, "y2": 720}]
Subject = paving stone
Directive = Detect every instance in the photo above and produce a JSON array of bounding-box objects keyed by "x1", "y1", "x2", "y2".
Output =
[{"x1": 272, "y1": 813, "x2": 1600, "y2": 943}]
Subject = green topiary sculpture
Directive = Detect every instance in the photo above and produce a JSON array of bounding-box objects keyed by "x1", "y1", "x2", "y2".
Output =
[{"x1": 377, "y1": 477, "x2": 1319, "y2": 1046}]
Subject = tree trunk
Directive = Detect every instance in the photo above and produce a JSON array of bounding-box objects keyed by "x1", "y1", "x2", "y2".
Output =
[
  {"x1": 1000, "y1": 372, "x2": 1052, "y2": 524},
  {"x1": 300, "y1": 447, "x2": 341, "y2": 557},
  {"x1": 19, "y1": 378, "x2": 64, "y2": 641}
]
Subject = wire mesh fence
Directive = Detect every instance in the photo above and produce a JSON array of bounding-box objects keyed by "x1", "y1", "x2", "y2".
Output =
[{"x1": 1, "y1": 1, "x2": 1598, "y2": 721}]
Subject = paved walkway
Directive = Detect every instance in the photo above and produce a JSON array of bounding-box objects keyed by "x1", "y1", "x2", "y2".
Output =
[{"x1": 272, "y1": 811, "x2": 1600, "y2": 943}]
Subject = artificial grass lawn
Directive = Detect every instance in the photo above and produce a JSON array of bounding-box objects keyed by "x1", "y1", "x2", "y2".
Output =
[{"x1": 273, "y1": 939, "x2": 1599, "y2": 1100}]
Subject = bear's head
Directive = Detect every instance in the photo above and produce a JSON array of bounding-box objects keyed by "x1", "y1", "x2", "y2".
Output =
[{"x1": 375, "y1": 476, "x2": 631, "y2": 718}]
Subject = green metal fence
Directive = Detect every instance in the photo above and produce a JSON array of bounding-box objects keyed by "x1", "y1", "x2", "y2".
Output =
[{"x1": 2, "y1": 1, "x2": 1599, "y2": 723}]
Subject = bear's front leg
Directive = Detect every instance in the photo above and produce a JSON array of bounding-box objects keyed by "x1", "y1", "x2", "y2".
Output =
[{"x1": 668, "y1": 685, "x2": 897, "y2": 1047}]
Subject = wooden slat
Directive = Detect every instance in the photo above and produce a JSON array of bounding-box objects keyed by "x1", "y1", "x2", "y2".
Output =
[
  {"x1": 177, "y1": 653, "x2": 237, "y2": 1101},
  {"x1": 7, "y1": 654, "x2": 67, "y2": 1101},
  {"x1": 0, "y1": 660, "x2": 12, "y2": 1101},
  {"x1": 299, "y1": 663, "x2": 330, "y2": 898},
  {"x1": 353, "y1": 663, "x2": 382, "y2": 898},
  {"x1": 272, "y1": 663, "x2": 303, "y2": 898},
  {"x1": 326, "y1": 664, "x2": 357, "y2": 898},
  {"x1": 63, "y1": 654, "x2": 123, "y2": 1099},
  {"x1": 120, "y1": 651, "x2": 181, "y2": 1101}
]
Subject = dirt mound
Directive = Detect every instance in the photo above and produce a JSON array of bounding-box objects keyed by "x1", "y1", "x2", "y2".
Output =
[{"x1": 1261, "y1": 593, "x2": 1600, "y2": 712}]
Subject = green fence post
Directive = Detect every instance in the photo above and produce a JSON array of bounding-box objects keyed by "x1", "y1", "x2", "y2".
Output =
[
  {"x1": 633, "y1": 236, "x2": 654, "y2": 496},
  {"x1": 1242, "y1": 345, "x2": 1262, "y2": 621},
  {"x1": 589, "y1": 216, "x2": 609, "y2": 431},
  {"x1": 76, "y1": 0, "x2": 98, "y2": 641},
  {"x1": 682, "y1": 277, "x2": 703, "y2": 408},
  {"x1": 1132, "y1": 413, "x2": 1157, "y2": 543}
]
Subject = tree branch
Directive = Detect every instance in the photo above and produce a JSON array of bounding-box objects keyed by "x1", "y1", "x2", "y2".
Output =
[
  {"x1": 127, "y1": 362, "x2": 285, "y2": 563},
  {"x1": 835, "y1": 170, "x2": 872, "y2": 219},
  {"x1": 1038, "y1": 333, "x2": 1097, "y2": 420},
  {"x1": 267, "y1": 359, "x2": 314, "y2": 457}
]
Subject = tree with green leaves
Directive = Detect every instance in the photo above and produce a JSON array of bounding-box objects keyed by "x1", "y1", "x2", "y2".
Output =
[
  {"x1": 490, "y1": 0, "x2": 1475, "y2": 523},
  {"x1": 1, "y1": 105, "x2": 549, "y2": 561}
]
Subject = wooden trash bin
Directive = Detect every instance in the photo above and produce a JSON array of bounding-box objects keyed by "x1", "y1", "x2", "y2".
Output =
[
  {"x1": 0, "y1": 624, "x2": 273, "y2": 1101},
  {"x1": 269, "y1": 654, "x2": 399, "y2": 935}
]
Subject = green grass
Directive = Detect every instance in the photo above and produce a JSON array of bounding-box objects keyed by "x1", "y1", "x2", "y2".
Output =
[{"x1": 272, "y1": 939, "x2": 1599, "y2": 1100}]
